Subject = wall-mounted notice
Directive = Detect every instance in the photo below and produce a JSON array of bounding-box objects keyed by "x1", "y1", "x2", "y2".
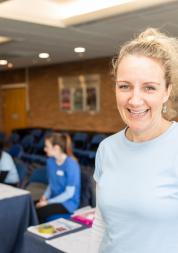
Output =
[{"x1": 58, "y1": 74, "x2": 100, "y2": 113}]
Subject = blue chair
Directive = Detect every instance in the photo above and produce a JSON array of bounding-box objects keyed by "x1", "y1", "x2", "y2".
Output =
[
  {"x1": 80, "y1": 165, "x2": 96, "y2": 208},
  {"x1": 73, "y1": 133, "x2": 89, "y2": 161},
  {"x1": 32, "y1": 136, "x2": 45, "y2": 155},
  {"x1": 8, "y1": 144, "x2": 23, "y2": 158},
  {"x1": 31, "y1": 129, "x2": 42, "y2": 138},
  {"x1": 9, "y1": 132, "x2": 20, "y2": 144},
  {"x1": 21, "y1": 134, "x2": 34, "y2": 152},
  {"x1": 81, "y1": 134, "x2": 107, "y2": 166},
  {"x1": 26, "y1": 167, "x2": 48, "y2": 201},
  {"x1": 88, "y1": 134, "x2": 107, "y2": 151},
  {"x1": 0, "y1": 131, "x2": 5, "y2": 142},
  {"x1": 20, "y1": 153, "x2": 47, "y2": 165},
  {"x1": 73, "y1": 133, "x2": 88, "y2": 150},
  {"x1": 15, "y1": 160, "x2": 28, "y2": 188},
  {"x1": 29, "y1": 167, "x2": 48, "y2": 185}
]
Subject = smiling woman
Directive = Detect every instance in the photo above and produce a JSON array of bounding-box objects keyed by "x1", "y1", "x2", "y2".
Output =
[
  {"x1": 115, "y1": 54, "x2": 172, "y2": 141},
  {"x1": 90, "y1": 28, "x2": 178, "y2": 253}
]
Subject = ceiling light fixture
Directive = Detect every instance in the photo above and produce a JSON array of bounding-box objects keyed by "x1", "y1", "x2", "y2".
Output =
[
  {"x1": 0, "y1": 59, "x2": 8, "y2": 65},
  {"x1": 38, "y1": 52, "x2": 50, "y2": 59},
  {"x1": 7, "y1": 63, "x2": 13, "y2": 68},
  {"x1": 0, "y1": 35, "x2": 11, "y2": 44},
  {"x1": 74, "y1": 47, "x2": 86, "y2": 53}
]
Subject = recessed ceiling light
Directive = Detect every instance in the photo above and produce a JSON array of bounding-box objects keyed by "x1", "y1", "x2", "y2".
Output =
[
  {"x1": 7, "y1": 63, "x2": 13, "y2": 68},
  {"x1": 0, "y1": 59, "x2": 8, "y2": 65},
  {"x1": 38, "y1": 53, "x2": 50, "y2": 59},
  {"x1": 74, "y1": 47, "x2": 86, "y2": 53},
  {"x1": 0, "y1": 36, "x2": 11, "y2": 44}
]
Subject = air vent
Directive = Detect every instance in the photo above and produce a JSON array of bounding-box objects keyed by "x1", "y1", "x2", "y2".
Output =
[{"x1": 0, "y1": 52, "x2": 32, "y2": 59}]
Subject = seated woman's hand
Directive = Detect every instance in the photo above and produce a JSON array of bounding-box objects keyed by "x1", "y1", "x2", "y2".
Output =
[
  {"x1": 36, "y1": 199, "x2": 48, "y2": 208},
  {"x1": 40, "y1": 195, "x2": 47, "y2": 202}
]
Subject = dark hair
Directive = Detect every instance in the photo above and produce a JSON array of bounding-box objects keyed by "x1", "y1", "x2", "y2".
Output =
[{"x1": 45, "y1": 132, "x2": 74, "y2": 157}]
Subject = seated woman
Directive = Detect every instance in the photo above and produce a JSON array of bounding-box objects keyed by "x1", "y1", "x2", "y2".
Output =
[
  {"x1": 0, "y1": 141, "x2": 19, "y2": 186},
  {"x1": 36, "y1": 132, "x2": 81, "y2": 223}
]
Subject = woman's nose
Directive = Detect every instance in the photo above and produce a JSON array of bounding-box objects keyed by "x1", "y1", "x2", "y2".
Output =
[{"x1": 128, "y1": 89, "x2": 144, "y2": 106}]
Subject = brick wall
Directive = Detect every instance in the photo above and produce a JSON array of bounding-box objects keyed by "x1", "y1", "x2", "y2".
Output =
[{"x1": 0, "y1": 57, "x2": 125, "y2": 133}]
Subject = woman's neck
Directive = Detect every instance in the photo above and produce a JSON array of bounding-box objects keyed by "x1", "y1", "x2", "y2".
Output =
[
  {"x1": 125, "y1": 119, "x2": 172, "y2": 142},
  {"x1": 55, "y1": 153, "x2": 67, "y2": 165}
]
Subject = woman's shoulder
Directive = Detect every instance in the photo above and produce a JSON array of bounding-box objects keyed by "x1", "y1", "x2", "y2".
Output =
[
  {"x1": 98, "y1": 129, "x2": 125, "y2": 149},
  {"x1": 1, "y1": 151, "x2": 13, "y2": 160},
  {"x1": 66, "y1": 156, "x2": 79, "y2": 166}
]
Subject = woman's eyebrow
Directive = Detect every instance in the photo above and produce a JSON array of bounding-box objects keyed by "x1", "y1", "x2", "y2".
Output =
[
  {"x1": 116, "y1": 80, "x2": 131, "y2": 84},
  {"x1": 116, "y1": 80, "x2": 160, "y2": 85},
  {"x1": 143, "y1": 82, "x2": 160, "y2": 85}
]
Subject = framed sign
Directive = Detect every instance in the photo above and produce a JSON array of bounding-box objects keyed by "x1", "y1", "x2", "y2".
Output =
[
  {"x1": 58, "y1": 74, "x2": 100, "y2": 113},
  {"x1": 61, "y1": 88, "x2": 71, "y2": 111}
]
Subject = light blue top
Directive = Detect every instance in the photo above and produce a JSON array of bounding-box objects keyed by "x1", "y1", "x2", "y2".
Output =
[
  {"x1": 0, "y1": 151, "x2": 19, "y2": 184},
  {"x1": 94, "y1": 122, "x2": 178, "y2": 253}
]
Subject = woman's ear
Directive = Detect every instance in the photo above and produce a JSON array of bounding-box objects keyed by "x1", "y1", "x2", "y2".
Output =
[
  {"x1": 54, "y1": 144, "x2": 62, "y2": 153},
  {"x1": 163, "y1": 84, "x2": 172, "y2": 103}
]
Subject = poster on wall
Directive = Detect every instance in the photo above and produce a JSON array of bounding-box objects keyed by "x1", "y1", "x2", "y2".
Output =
[
  {"x1": 58, "y1": 74, "x2": 100, "y2": 112},
  {"x1": 86, "y1": 87, "x2": 97, "y2": 111},
  {"x1": 60, "y1": 88, "x2": 71, "y2": 111},
  {"x1": 73, "y1": 87, "x2": 83, "y2": 111}
]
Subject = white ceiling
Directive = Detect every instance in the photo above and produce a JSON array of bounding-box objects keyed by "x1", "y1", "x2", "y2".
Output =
[{"x1": 0, "y1": 0, "x2": 178, "y2": 70}]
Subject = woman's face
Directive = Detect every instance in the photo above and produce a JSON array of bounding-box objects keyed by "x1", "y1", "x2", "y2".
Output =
[
  {"x1": 44, "y1": 139, "x2": 56, "y2": 157},
  {"x1": 116, "y1": 55, "x2": 171, "y2": 139}
]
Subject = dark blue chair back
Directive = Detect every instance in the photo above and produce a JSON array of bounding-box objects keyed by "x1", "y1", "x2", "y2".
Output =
[
  {"x1": 73, "y1": 133, "x2": 88, "y2": 149},
  {"x1": 29, "y1": 167, "x2": 48, "y2": 185},
  {"x1": 8, "y1": 144, "x2": 23, "y2": 158},
  {"x1": 21, "y1": 134, "x2": 34, "y2": 151},
  {"x1": 88, "y1": 134, "x2": 107, "y2": 151},
  {"x1": 15, "y1": 160, "x2": 28, "y2": 187}
]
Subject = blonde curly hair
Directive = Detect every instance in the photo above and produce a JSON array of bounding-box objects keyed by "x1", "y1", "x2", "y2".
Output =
[{"x1": 113, "y1": 28, "x2": 178, "y2": 119}]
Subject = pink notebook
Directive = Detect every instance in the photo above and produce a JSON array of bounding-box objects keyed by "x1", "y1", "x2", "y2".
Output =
[{"x1": 71, "y1": 209, "x2": 95, "y2": 227}]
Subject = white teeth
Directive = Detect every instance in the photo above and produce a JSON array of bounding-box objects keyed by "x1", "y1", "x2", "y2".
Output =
[{"x1": 129, "y1": 109, "x2": 148, "y2": 114}]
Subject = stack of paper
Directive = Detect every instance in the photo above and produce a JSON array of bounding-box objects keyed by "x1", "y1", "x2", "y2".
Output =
[{"x1": 28, "y1": 218, "x2": 82, "y2": 239}]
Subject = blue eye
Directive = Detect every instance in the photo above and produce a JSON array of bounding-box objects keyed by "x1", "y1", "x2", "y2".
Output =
[
  {"x1": 120, "y1": 85, "x2": 129, "y2": 89},
  {"x1": 145, "y1": 86, "x2": 156, "y2": 91},
  {"x1": 116, "y1": 83, "x2": 129, "y2": 90}
]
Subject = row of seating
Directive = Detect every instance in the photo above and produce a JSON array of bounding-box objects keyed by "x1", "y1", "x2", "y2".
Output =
[
  {"x1": 15, "y1": 159, "x2": 96, "y2": 208},
  {"x1": 2, "y1": 128, "x2": 110, "y2": 215},
  {"x1": 7, "y1": 129, "x2": 110, "y2": 166}
]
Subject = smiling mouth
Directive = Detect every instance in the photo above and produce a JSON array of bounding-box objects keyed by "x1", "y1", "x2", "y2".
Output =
[{"x1": 127, "y1": 109, "x2": 149, "y2": 118}]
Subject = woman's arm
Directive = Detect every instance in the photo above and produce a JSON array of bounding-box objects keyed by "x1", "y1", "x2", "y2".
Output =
[
  {"x1": 47, "y1": 186, "x2": 75, "y2": 204},
  {"x1": 43, "y1": 185, "x2": 51, "y2": 199},
  {"x1": 89, "y1": 186, "x2": 105, "y2": 253},
  {"x1": 47, "y1": 158, "x2": 79, "y2": 204},
  {"x1": 36, "y1": 185, "x2": 51, "y2": 208}
]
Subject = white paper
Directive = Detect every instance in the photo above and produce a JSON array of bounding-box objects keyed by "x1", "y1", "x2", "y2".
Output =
[
  {"x1": 73, "y1": 205, "x2": 93, "y2": 215},
  {"x1": 28, "y1": 218, "x2": 82, "y2": 239},
  {"x1": 46, "y1": 228, "x2": 92, "y2": 253},
  {"x1": 0, "y1": 183, "x2": 29, "y2": 200}
]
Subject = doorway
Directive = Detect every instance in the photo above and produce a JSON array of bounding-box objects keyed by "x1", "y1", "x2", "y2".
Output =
[{"x1": 1, "y1": 84, "x2": 27, "y2": 135}]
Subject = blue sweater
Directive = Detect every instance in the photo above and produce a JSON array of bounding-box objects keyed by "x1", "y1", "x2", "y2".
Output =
[{"x1": 44, "y1": 156, "x2": 80, "y2": 213}]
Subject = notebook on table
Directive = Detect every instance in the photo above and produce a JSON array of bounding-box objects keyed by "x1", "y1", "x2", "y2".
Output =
[{"x1": 0, "y1": 171, "x2": 9, "y2": 183}]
